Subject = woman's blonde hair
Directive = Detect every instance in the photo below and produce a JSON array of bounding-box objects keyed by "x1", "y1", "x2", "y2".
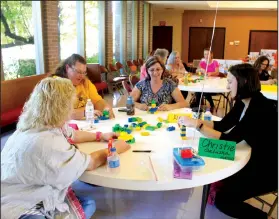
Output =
[
  {"x1": 167, "y1": 51, "x2": 179, "y2": 65},
  {"x1": 17, "y1": 77, "x2": 76, "y2": 131}
]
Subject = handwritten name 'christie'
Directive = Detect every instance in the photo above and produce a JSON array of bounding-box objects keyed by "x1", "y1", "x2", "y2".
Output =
[{"x1": 201, "y1": 138, "x2": 235, "y2": 159}]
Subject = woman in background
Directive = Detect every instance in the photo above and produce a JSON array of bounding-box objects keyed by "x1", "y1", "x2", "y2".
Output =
[
  {"x1": 52, "y1": 54, "x2": 115, "y2": 120},
  {"x1": 194, "y1": 48, "x2": 220, "y2": 112},
  {"x1": 253, "y1": 56, "x2": 277, "y2": 85},
  {"x1": 1, "y1": 77, "x2": 130, "y2": 219},
  {"x1": 166, "y1": 51, "x2": 188, "y2": 99}
]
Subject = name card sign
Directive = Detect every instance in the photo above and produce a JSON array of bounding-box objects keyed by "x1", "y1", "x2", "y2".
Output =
[{"x1": 198, "y1": 137, "x2": 236, "y2": 161}]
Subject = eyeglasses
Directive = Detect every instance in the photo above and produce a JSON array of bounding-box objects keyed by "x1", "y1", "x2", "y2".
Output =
[
  {"x1": 71, "y1": 67, "x2": 87, "y2": 76},
  {"x1": 261, "y1": 63, "x2": 268, "y2": 66},
  {"x1": 148, "y1": 68, "x2": 163, "y2": 73}
]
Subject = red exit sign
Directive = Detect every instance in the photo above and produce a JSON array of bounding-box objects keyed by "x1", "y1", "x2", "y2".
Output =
[{"x1": 159, "y1": 21, "x2": 166, "y2": 26}]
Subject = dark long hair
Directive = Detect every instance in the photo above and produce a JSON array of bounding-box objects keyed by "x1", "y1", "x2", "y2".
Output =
[
  {"x1": 52, "y1": 54, "x2": 86, "y2": 78},
  {"x1": 229, "y1": 63, "x2": 261, "y2": 100},
  {"x1": 253, "y1": 56, "x2": 269, "y2": 72}
]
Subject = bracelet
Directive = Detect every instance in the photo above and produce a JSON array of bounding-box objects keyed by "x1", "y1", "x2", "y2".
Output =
[
  {"x1": 196, "y1": 121, "x2": 204, "y2": 132},
  {"x1": 96, "y1": 131, "x2": 102, "y2": 142}
]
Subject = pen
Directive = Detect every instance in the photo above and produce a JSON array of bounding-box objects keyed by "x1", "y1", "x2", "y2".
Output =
[{"x1": 132, "y1": 150, "x2": 152, "y2": 153}]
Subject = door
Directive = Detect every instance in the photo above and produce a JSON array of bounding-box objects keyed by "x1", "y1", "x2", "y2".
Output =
[
  {"x1": 248, "y1": 30, "x2": 278, "y2": 53},
  {"x1": 188, "y1": 27, "x2": 226, "y2": 62},
  {"x1": 152, "y1": 26, "x2": 173, "y2": 54}
]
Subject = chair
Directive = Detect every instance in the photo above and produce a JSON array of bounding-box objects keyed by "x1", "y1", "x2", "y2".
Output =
[
  {"x1": 254, "y1": 191, "x2": 278, "y2": 216},
  {"x1": 193, "y1": 59, "x2": 201, "y2": 68},
  {"x1": 122, "y1": 80, "x2": 132, "y2": 95},
  {"x1": 106, "y1": 64, "x2": 128, "y2": 95},
  {"x1": 138, "y1": 58, "x2": 144, "y2": 66},
  {"x1": 133, "y1": 59, "x2": 140, "y2": 72},
  {"x1": 129, "y1": 74, "x2": 140, "y2": 88},
  {"x1": 115, "y1": 62, "x2": 129, "y2": 76},
  {"x1": 87, "y1": 64, "x2": 108, "y2": 97},
  {"x1": 126, "y1": 60, "x2": 138, "y2": 75}
]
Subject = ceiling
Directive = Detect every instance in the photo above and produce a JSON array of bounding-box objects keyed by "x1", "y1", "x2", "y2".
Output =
[{"x1": 147, "y1": 1, "x2": 278, "y2": 11}]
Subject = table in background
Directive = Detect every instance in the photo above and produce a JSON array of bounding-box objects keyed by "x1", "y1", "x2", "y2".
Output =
[
  {"x1": 73, "y1": 108, "x2": 251, "y2": 219},
  {"x1": 261, "y1": 85, "x2": 277, "y2": 101},
  {"x1": 178, "y1": 77, "x2": 232, "y2": 114}
]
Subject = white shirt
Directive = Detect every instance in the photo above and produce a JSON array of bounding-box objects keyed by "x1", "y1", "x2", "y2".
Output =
[{"x1": 1, "y1": 128, "x2": 90, "y2": 219}]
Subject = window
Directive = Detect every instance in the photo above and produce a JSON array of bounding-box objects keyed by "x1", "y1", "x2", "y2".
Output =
[
  {"x1": 126, "y1": 1, "x2": 135, "y2": 61},
  {"x1": 58, "y1": 1, "x2": 77, "y2": 60},
  {"x1": 112, "y1": 1, "x2": 121, "y2": 63},
  {"x1": 85, "y1": 1, "x2": 99, "y2": 63},
  {"x1": 1, "y1": 1, "x2": 42, "y2": 80}
]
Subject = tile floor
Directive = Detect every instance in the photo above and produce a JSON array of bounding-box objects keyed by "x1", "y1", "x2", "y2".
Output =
[{"x1": 1, "y1": 90, "x2": 277, "y2": 219}]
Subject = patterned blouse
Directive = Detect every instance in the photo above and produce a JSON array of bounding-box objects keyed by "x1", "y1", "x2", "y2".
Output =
[{"x1": 135, "y1": 78, "x2": 177, "y2": 106}]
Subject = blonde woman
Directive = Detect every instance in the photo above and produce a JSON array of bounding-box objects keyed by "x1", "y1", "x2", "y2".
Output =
[
  {"x1": 1, "y1": 78, "x2": 130, "y2": 219},
  {"x1": 166, "y1": 51, "x2": 188, "y2": 99},
  {"x1": 166, "y1": 51, "x2": 187, "y2": 77}
]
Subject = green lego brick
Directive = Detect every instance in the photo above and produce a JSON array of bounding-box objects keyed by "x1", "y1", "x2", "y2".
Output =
[{"x1": 157, "y1": 122, "x2": 163, "y2": 128}]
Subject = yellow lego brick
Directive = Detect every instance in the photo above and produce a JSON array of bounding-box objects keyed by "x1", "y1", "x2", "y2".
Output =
[
  {"x1": 135, "y1": 126, "x2": 141, "y2": 131},
  {"x1": 141, "y1": 131, "x2": 150, "y2": 136},
  {"x1": 181, "y1": 137, "x2": 187, "y2": 140},
  {"x1": 157, "y1": 117, "x2": 164, "y2": 122}
]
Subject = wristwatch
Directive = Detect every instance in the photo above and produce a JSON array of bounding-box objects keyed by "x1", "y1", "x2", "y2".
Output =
[
  {"x1": 96, "y1": 131, "x2": 102, "y2": 142},
  {"x1": 196, "y1": 121, "x2": 204, "y2": 132}
]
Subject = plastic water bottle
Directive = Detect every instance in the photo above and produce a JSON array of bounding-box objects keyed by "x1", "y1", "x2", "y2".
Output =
[
  {"x1": 107, "y1": 147, "x2": 120, "y2": 173},
  {"x1": 203, "y1": 109, "x2": 212, "y2": 121},
  {"x1": 85, "y1": 99, "x2": 94, "y2": 128},
  {"x1": 126, "y1": 96, "x2": 135, "y2": 115}
]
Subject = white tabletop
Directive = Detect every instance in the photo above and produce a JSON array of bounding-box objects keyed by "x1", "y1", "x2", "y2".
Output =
[
  {"x1": 261, "y1": 90, "x2": 277, "y2": 100},
  {"x1": 178, "y1": 77, "x2": 230, "y2": 93},
  {"x1": 178, "y1": 76, "x2": 277, "y2": 100},
  {"x1": 75, "y1": 108, "x2": 251, "y2": 191}
]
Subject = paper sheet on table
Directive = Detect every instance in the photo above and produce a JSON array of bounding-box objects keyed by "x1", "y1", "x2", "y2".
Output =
[{"x1": 149, "y1": 154, "x2": 173, "y2": 182}]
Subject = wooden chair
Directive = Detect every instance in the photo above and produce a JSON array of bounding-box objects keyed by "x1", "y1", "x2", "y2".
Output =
[
  {"x1": 115, "y1": 62, "x2": 129, "y2": 76},
  {"x1": 122, "y1": 80, "x2": 132, "y2": 95},
  {"x1": 133, "y1": 59, "x2": 140, "y2": 72},
  {"x1": 129, "y1": 74, "x2": 140, "y2": 88},
  {"x1": 106, "y1": 64, "x2": 128, "y2": 95},
  {"x1": 138, "y1": 58, "x2": 144, "y2": 66},
  {"x1": 126, "y1": 60, "x2": 138, "y2": 75},
  {"x1": 254, "y1": 191, "x2": 278, "y2": 217}
]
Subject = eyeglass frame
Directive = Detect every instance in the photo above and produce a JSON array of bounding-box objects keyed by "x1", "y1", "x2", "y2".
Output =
[{"x1": 70, "y1": 66, "x2": 87, "y2": 76}]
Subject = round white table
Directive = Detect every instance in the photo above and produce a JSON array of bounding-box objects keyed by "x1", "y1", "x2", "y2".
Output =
[
  {"x1": 73, "y1": 108, "x2": 251, "y2": 219},
  {"x1": 261, "y1": 90, "x2": 277, "y2": 101}
]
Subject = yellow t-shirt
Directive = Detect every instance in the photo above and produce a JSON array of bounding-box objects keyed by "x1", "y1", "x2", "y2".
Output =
[{"x1": 52, "y1": 76, "x2": 103, "y2": 109}]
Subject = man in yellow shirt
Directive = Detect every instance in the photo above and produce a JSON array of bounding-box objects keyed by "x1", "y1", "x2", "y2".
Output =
[{"x1": 52, "y1": 54, "x2": 115, "y2": 119}]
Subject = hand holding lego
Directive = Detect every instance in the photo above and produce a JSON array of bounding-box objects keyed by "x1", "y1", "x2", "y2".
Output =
[
  {"x1": 158, "y1": 104, "x2": 172, "y2": 111},
  {"x1": 102, "y1": 132, "x2": 119, "y2": 141},
  {"x1": 114, "y1": 140, "x2": 131, "y2": 154},
  {"x1": 138, "y1": 103, "x2": 149, "y2": 111},
  {"x1": 94, "y1": 110, "x2": 103, "y2": 117},
  {"x1": 178, "y1": 116, "x2": 197, "y2": 128}
]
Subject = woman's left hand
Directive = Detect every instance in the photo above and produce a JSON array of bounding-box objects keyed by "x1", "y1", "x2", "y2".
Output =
[
  {"x1": 158, "y1": 104, "x2": 172, "y2": 111},
  {"x1": 101, "y1": 132, "x2": 119, "y2": 141}
]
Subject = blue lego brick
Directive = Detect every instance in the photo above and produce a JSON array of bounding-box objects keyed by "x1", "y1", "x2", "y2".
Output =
[{"x1": 166, "y1": 126, "x2": 175, "y2": 131}]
